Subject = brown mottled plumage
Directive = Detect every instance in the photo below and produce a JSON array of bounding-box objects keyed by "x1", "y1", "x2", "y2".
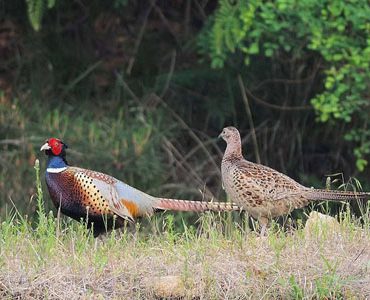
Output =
[{"x1": 219, "y1": 126, "x2": 370, "y2": 233}]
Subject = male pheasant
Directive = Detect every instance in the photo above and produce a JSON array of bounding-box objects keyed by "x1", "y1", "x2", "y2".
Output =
[
  {"x1": 219, "y1": 126, "x2": 370, "y2": 234},
  {"x1": 41, "y1": 138, "x2": 239, "y2": 236}
]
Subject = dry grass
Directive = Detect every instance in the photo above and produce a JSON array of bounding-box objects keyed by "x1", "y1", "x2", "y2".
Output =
[{"x1": 0, "y1": 212, "x2": 369, "y2": 299}]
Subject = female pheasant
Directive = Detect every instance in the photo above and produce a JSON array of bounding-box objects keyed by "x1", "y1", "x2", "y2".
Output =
[
  {"x1": 219, "y1": 126, "x2": 370, "y2": 234},
  {"x1": 41, "y1": 138, "x2": 239, "y2": 236}
]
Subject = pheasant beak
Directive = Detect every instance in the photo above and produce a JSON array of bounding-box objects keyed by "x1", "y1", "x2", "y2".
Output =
[
  {"x1": 40, "y1": 142, "x2": 51, "y2": 151},
  {"x1": 218, "y1": 131, "x2": 225, "y2": 139}
]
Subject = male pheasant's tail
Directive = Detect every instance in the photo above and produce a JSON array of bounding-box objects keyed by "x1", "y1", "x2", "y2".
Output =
[
  {"x1": 307, "y1": 189, "x2": 370, "y2": 202},
  {"x1": 154, "y1": 198, "x2": 241, "y2": 212}
]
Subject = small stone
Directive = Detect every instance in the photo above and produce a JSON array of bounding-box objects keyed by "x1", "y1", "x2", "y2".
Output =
[
  {"x1": 143, "y1": 275, "x2": 192, "y2": 298},
  {"x1": 304, "y1": 211, "x2": 340, "y2": 237}
]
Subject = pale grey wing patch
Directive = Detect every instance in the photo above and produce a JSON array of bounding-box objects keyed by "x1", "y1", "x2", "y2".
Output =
[
  {"x1": 113, "y1": 180, "x2": 155, "y2": 215},
  {"x1": 72, "y1": 167, "x2": 155, "y2": 220},
  {"x1": 90, "y1": 177, "x2": 135, "y2": 222},
  {"x1": 90, "y1": 176, "x2": 155, "y2": 219}
]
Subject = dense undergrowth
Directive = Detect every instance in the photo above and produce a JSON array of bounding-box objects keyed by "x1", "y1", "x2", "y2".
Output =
[{"x1": 0, "y1": 163, "x2": 369, "y2": 299}]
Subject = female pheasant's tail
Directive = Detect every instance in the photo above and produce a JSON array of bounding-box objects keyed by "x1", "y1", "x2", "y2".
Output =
[
  {"x1": 307, "y1": 189, "x2": 370, "y2": 202},
  {"x1": 154, "y1": 198, "x2": 241, "y2": 212}
]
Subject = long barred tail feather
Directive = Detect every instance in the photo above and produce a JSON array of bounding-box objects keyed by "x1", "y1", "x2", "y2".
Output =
[
  {"x1": 307, "y1": 189, "x2": 370, "y2": 202},
  {"x1": 154, "y1": 198, "x2": 241, "y2": 212}
]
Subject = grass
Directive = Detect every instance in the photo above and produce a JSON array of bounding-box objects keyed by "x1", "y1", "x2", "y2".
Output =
[{"x1": 0, "y1": 163, "x2": 369, "y2": 299}]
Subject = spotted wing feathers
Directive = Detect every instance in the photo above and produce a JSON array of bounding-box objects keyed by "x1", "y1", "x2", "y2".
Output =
[{"x1": 70, "y1": 167, "x2": 155, "y2": 222}]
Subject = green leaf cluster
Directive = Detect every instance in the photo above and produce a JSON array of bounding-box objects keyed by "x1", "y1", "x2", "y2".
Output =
[
  {"x1": 26, "y1": 0, "x2": 56, "y2": 31},
  {"x1": 26, "y1": 0, "x2": 129, "y2": 31}
]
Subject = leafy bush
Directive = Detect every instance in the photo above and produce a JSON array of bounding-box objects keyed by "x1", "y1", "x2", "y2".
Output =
[
  {"x1": 26, "y1": 0, "x2": 56, "y2": 31},
  {"x1": 199, "y1": 0, "x2": 370, "y2": 170}
]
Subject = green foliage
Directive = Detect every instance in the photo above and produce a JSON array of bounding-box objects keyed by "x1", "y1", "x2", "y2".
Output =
[
  {"x1": 288, "y1": 275, "x2": 304, "y2": 299},
  {"x1": 26, "y1": 0, "x2": 56, "y2": 31},
  {"x1": 344, "y1": 128, "x2": 370, "y2": 172},
  {"x1": 114, "y1": 0, "x2": 129, "y2": 9},
  {"x1": 198, "y1": 0, "x2": 259, "y2": 68},
  {"x1": 199, "y1": 0, "x2": 370, "y2": 171},
  {"x1": 34, "y1": 159, "x2": 47, "y2": 235},
  {"x1": 25, "y1": 0, "x2": 130, "y2": 31}
]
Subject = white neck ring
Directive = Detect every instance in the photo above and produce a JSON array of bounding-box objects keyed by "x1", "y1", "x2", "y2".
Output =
[{"x1": 46, "y1": 167, "x2": 67, "y2": 173}]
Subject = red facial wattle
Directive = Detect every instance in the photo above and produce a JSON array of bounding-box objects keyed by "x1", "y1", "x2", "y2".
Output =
[{"x1": 48, "y1": 138, "x2": 63, "y2": 156}]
